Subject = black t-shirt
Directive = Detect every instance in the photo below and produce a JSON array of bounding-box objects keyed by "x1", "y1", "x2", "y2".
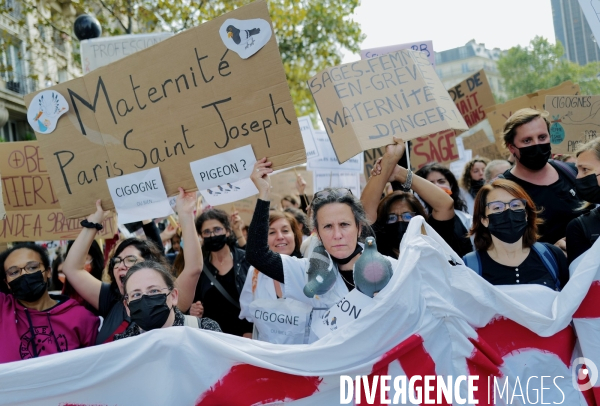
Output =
[
  {"x1": 197, "y1": 264, "x2": 253, "y2": 337},
  {"x1": 96, "y1": 282, "x2": 129, "y2": 344},
  {"x1": 502, "y1": 166, "x2": 584, "y2": 244},
  {"x1": 566, "y1": 207, "x2": 600, "y2": 264},
  {"x1": 477, "y1": 244, "x2": 568, "y2": 289},
  {"x1": 427, "y1": 214, "x2": 474, "y2": 258}
]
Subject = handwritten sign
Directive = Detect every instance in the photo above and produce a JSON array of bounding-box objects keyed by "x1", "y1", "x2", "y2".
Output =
[
  {"x1": 298, "y1": 116, "x2": 319, "y2": 159},
  {"x1": 311, "y1": 288, "x2": 374, "y2": 338},
  {"x1": 545, "y1": 95, "x2": 600, "y2": 154},
  {"x1": 448, "y1": 70, "x2": 496, "y2": 128},
  {"x1": 190, "y1": 145, "x2": 256, "y2": 191},
  {"x1": 309, "y1": 49, "x2": 468, "y2": 164},
  {"x1": 201, "y1": 177, "x2": 258, "y2": 206},
  {"x1": 410, "y1": 129, "x2": 460, "y2": 169},
  {"x1": 361, "y1": 40, "x2": 435, "y2": 67},
  {"x1": 80, "y1": 33, "x2": 173, "y2": 73},
  {"x1": 307, "y1": 131, "x2": 363, "y2": 173},
  {"x1": 24, "y1": 1, "x2": 305, "y2": 219},
  {"x1": 484, "y1": 81, "x2": 580, "y2": 152},
  {"x1": 313, "y1": 171, "x2": 361, "y2": 197},
  {"x1": 462, "y1": 130, "x2": 506, "y2": 160}
]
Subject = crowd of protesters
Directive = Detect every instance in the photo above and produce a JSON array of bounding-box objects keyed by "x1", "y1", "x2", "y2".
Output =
[{"x1": 1, "y1": 108, "x2": 599, "y2": 361}]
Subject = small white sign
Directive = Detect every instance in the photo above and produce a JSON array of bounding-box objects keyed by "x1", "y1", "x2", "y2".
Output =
[
  {"x1": 190, "y1": 145, "x2": 256, "y2": 191},
  {"x1": 298, "y1": 116, "x2": 319, "y2": 159},
  {"x1": 27, "y1": 90, "x2": 69, "y2": 134},
  {"x1": 201, "y1": 178, "x2": 258, "y2": 206},
  {"x1": 311, "y1": 288, "x2": 374, "y2": 338},
  {"x1": 313, "y1": 171, "x2": 362, "y2": 198},
  {"x1": 360, "y1": 40, "x2": 435, "y2": 66},
  {"x1": 219, "y1": 18, "x2": 272, "y2": 59},
  {"x1": 106, "y1": 167, "x2": 174, "y2": 224},
  {"x1": 307, "y1": 131, "x2": 363, "y2": 173}
]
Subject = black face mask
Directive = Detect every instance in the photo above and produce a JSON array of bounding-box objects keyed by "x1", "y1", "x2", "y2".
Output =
[
  {"x1": 128, "y1": 293, "x2": 172, "y2": 331},
  {"x1": 330, "y1": 244, "x2": 363, "y2": 265},
  {"x1": 383, "y1": 221, "x2": 409, "y2": 253},
  {"x1": 8, "y1": 271, "x2": 47, "y2": 302},
  {"x1": 203, "y1": 234, "x2": 228, "y2": 252},
  {"x1": 470, "y1": 179, "x2": 485, "y2": 198},
  {"x1": 516, "y1": 143, "x2": 551, "y2": 171},
  {"x1": 575, "y1": 173, "x2": 600, "y2": 204},
  {"x1": 486, "y1": 209, "x2": 528, "y2": 244}
]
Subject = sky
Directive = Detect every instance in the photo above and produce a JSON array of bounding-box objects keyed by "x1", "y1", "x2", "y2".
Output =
[{"x1": 342, "y1": 0, "x2": 557, "y2": 63}]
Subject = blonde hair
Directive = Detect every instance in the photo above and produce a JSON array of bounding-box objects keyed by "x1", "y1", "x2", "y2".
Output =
[
  {"x1": 502, "y1": 108, "x2": 550, "y2": 147},
  {"x1": 576, "y1": 138, "x2": 600, "y2": 160}
]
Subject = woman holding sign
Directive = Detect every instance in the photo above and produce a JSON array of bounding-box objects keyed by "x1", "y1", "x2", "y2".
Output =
[
  {"x1": 246, "y1": 158, "x2": 400, "y2": 342},
  {"x1": 62, "y1": 188, "x2": 203, "y2": 344}
]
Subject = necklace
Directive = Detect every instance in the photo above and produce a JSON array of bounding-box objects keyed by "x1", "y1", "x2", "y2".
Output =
[{"x1": 339, "y1": 270, "x2": 355, "y2": 287}]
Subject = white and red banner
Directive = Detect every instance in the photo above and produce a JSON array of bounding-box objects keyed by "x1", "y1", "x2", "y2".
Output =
[{"x1": 0, "y1": 217, "x2": 598, "y2": 406}]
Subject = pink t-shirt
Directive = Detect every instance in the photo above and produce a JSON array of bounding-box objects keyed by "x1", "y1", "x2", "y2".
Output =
[{"x1": 0, "y1": 292, "x2": 99, "y2": 364}]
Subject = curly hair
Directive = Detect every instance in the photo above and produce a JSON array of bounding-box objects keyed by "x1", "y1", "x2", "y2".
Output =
[{"x1": 460, "y1": 158, "x2": 490, "y2": 191}]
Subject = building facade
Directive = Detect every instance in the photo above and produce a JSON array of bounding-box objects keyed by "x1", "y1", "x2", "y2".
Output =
[
  {"x1": 0, "y1": 0, "x2": 81, "y2": 141},
  {"x1": 551, "y1": 0, "x2": 600, "y2": 65},
  {"x1": 434, "y1": 40, "x2": 507, "y2": 102}
]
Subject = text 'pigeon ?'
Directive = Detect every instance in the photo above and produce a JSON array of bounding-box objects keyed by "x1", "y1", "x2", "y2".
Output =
[
  {"x1": 353, "y1": 237, "x2": 393, "y2": 298},
  {"x1": 219, "y1": 18, "x2": 273, "y2": 59}
]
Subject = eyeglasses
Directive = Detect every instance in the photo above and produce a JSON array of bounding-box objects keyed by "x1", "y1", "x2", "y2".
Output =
[
  {"x1": 125, "y1": 287, "x2": 171, "y2": 303},
  {"x1": 112, "y1": 255, "x2": 139, "y2": 269},
  {"x1": 387, "y1": 212, "x2": 416, "y2": 224},
  {"x1": 313, "y1": 188, "x2": 353, "y2": 203},
  {"x1": 201, "y1": 227, "x2": 225, "y2": 238},
  {"x1": 5, "y1": 261, "x2": 43, "y2": 278},
  {"x1": 486, "y1": 198, "x2": 527, "y2": 214}
]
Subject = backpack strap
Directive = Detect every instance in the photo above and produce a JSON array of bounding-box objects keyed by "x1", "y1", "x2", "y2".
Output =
[
  {"x1": 463, "y1": 251, "x2": 482, "y2": 275},
  {"x1": 531, "y1": 242, "x2": 560, "y2": 290},
  {"x1": 549, "y1": 159, "x2": 577, "y2": 184}
]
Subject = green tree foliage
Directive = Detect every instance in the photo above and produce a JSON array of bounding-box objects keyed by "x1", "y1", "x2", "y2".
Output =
[{"x1": 498, "y1": 36, "x2": 600, "y2": 99}]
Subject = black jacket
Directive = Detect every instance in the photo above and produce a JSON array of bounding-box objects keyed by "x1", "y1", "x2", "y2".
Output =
[{"x1": 194, "y1": 245, "x2": 250, "y2": 303}]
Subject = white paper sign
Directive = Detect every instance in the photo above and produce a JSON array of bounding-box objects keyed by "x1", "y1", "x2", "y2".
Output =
[
  {"x1": 307, "y1": 131, "x2": 363, "y2": 172},
  {"x1": 298, "y1": 116, "x2": 319, "y2": 159},
  {"x1": 106, "y1": 167, "x2": 174, "y2": 224},
  {"x1": 201, "y1": 177, "x2": 258, "y2": 206},
  {"x1": 313, "y1": 171, "x2": 361, "y2": 197},
  {"x1": 26, "y1": 90, "x2": 69, "y2": 134},
  {"x1": 190, "y1": 145, "x2": 256, "y2": 191},
  {"x1": 219, "y1": 18, "x2": 272, "y2": 59},
  {"x1": 311, "y1": 288, "x2": 374, "y2": 338},
  {"x1": 80, "y1": 33, "x2": 173, "y2": 73},
  {"x1": 360, "y1": 40, "x2": 435, "y2": 66}
]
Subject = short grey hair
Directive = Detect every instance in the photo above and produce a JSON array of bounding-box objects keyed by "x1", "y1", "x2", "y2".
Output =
[
  {"x1": 485, "y1": 159, "x2": 511, "y2": 182},
  {"x1": 311, "y1": 188, "x2": 372, "y2": 241}
]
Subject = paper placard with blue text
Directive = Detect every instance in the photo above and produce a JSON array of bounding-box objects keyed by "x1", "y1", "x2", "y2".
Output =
[
  {"x1": 307, "y1": 131, "x2": 363, "y2": 173},
  {"x1": 24, "y1": 1, "x2": 305, "y2": 219},
  {"x1": 545, "y1": 95, "x2": 600, "y2": 154},
  {"x1": 360, "y1": 40, "x2": 435, "y2": 66},
  {"x1": 308, "y1": 49, "x2": 468, "y2": 164}
]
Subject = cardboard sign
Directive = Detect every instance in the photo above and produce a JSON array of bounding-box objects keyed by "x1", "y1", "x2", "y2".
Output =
[
  {"x1": 360, "y1": 40, "x2": 435, "y2": 66},
  {"x1": 201, "y1": 177, "x2": 258, "y2": 206},
  {"x1": 80, "y1": 33, "x2": 173, "y2": 74},
  {"x1": 24, "y1": 1, "x2": 305, "y2": 219},
  {"x1": 484, "y1": 81, "x2": 580, "y2": 152},
  {"x1": 0, "y1": 181, "x2": 6, "y2": 220},
  {"x1": 313, "y1": 171, "x2": 361, "y2": 197},
  {"x1": 309, "y1": 49, "x2": 468, "y2": 164},
  {"x1": 545, "y1": 95, "x2": 600, "y2": 154},
  {"x1": 190, "y1": 145, "x2": 256, "y2": 191},
  {"x1": 462, "y1": 130, "x2": 506, "y2": 160},
  {"x1": 269, "y1": 168, "x2": 314, "y2": 197},
  {"x1": 363, "y1": 147, "x2": 385, "y2": 179},
  {"x1": 410, "y1": 129, "x2": 460, "y2": 169},
  {"x1": 307, "y1": 131, "x2": 363, "y2": 173},
  {"x1": 448, "y1": 70, "x2": 496, "y2": 128}
]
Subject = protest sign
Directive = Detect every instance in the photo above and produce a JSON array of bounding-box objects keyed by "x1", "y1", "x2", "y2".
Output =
[
  {"x1": 462, "y1": 129, "x2": 506, "y2": 160},
  {"x1": 410, "y1": 129, "x2": 460, "y2": 169},
  {"x1": 545, "y1": 95, "x2": 600, "y2": 154},
  {"x1": 298, "y1": 116, "x2": 319, "y2": 159},
  {"x1": 190, "y1": 145, "x2": 256, "y2": 191},
  {"x1": 448, "y1": 69, "x2": 496, "y2": 128},
  {"x1": 363, "y1": 147, "x2": 384, "y2": 179},
  {"x1": 307, "y1": 131, "x2": 363, "y2": 172},
  {"x1": 311, "y1": 288, "x2": 374, "y2": 338},
  {"x1": 269, "y1": 168, "x2": 314, "y2": 197},
  {"x1": 201, "y1": 177, "x2": 258, "y2": 206},
  {"x1": 313, "y1": 171, "x2": 361, "y2": 197},
  {"x1": 360, "y1": 40, "x2": 435, "y2": 66},
  {"x1": 24, "y1": 1, "x2": 305, "y2": 219},
  {"x1": 484, "y1": 81, "x2": 580, "y2": 151},
  {"x1": 309, "y1": 49, "x2": 468, "y2": 164},
  {"x1": 0, "y1": 182, "x2": 5, "y2": 220}
]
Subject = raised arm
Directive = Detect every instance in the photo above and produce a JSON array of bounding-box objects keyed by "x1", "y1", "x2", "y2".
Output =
[
  {"x1": 62, "y1": 200, "x2": 110, "y2": 310},
  {"x1": 245, "y1": 158, "x2": 285, "y2": 283},
  {"x1": 173, "y1": 188, "x2": 202, "y2": 313},
  {"x1": 141, "y1": 220, "x2": 164, "y2": 252}
]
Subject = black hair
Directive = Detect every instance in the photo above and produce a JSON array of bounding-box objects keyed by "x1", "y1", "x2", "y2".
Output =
[
  {"x1": 0, "y1": 243, "x2": 51, "y2": 294},
  {"x1": 284, "y1": 207, "x2": 310, "y2": 236},
  {"x1": 51, "y1": 254, "x2": 65, "y2": 292},
  {"x1": 415, "y1": 163, "x2": 468, "y2": 212},
  {"x1": 195, "y1": 208, "x2": 237, "y2": 249}
]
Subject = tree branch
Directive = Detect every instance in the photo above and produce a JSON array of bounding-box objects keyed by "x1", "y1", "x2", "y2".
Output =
[{"x1": 98, "y1": 0, "x2": 129, "y2": 33}]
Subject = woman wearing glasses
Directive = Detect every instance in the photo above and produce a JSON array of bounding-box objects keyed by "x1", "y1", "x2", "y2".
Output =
[
  {"x1": 62, "y1": 188, "x2": 203, "y2": 343},
  {"x1": 362, "y1": 138, "x2": 455, "y2": 258},
  {"x1": 114, "y1": 261, "x2": 220, "y2": 340},
  {"x1": 245, "y1": 158, "x2": 400, "y2": 337},
  {"x1": 191, "y1": 209, "x2": 253, "y2": 337},
  {"x1": 464, "y1": 179, "x2": 568, "y2": 289},
  {"x1": 0, "y1": 243, "x2": 99, "y2": 363}
]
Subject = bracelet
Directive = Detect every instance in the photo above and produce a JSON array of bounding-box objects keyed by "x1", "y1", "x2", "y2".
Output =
[
  {"x1": 400, "y1": 169, "x2": 413, "y2": 192},
  {"x1": 80, "y1": 219, "x2": 103, "y2": 231}
]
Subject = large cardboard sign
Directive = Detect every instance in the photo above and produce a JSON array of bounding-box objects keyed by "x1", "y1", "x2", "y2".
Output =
[
  {"x1": 360, "y1": 40, "x2": 435, "y2": 66},
  {"x1": 545, "y1": 95, "x2": 600, "y2": 154},
  {"x1": 462, "y1": 129, "x2": 506, "y2": 160},
  {"x1": 410, "y1": 129, "x2": 460, "y2": 169},
  {"x1": 484, "y1": 81, "x2": 580, "y2": 151},
  {"x1": 448, "y1": 69, "x2": 496, "y2": 128},
  {"x1": 24, "y1": 1, "x2": 305, "y2": 219},
  {"x1": 308, "y1": 49, "x2": 468, "y2": 164},
  {"x1": 0, "y1": 142, "x2": 116, "y2": 241},
  {"x1": 269, "y1": 168, "x2": 314, "y2": 198}
]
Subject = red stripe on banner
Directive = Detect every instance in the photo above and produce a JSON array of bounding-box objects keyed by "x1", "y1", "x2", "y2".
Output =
[
  {"x1": 195, "y1": 364, "x2": 322, "y2": 406},
  {"x1": 467, "y1": 336, "x2": 504, "y2": 406},
  {"x1": 578, "y1": 364, "x2": 599, "y2": 406},
  {"x1": 574, "y1": 281, "x2": 600, "y2": 319}
]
